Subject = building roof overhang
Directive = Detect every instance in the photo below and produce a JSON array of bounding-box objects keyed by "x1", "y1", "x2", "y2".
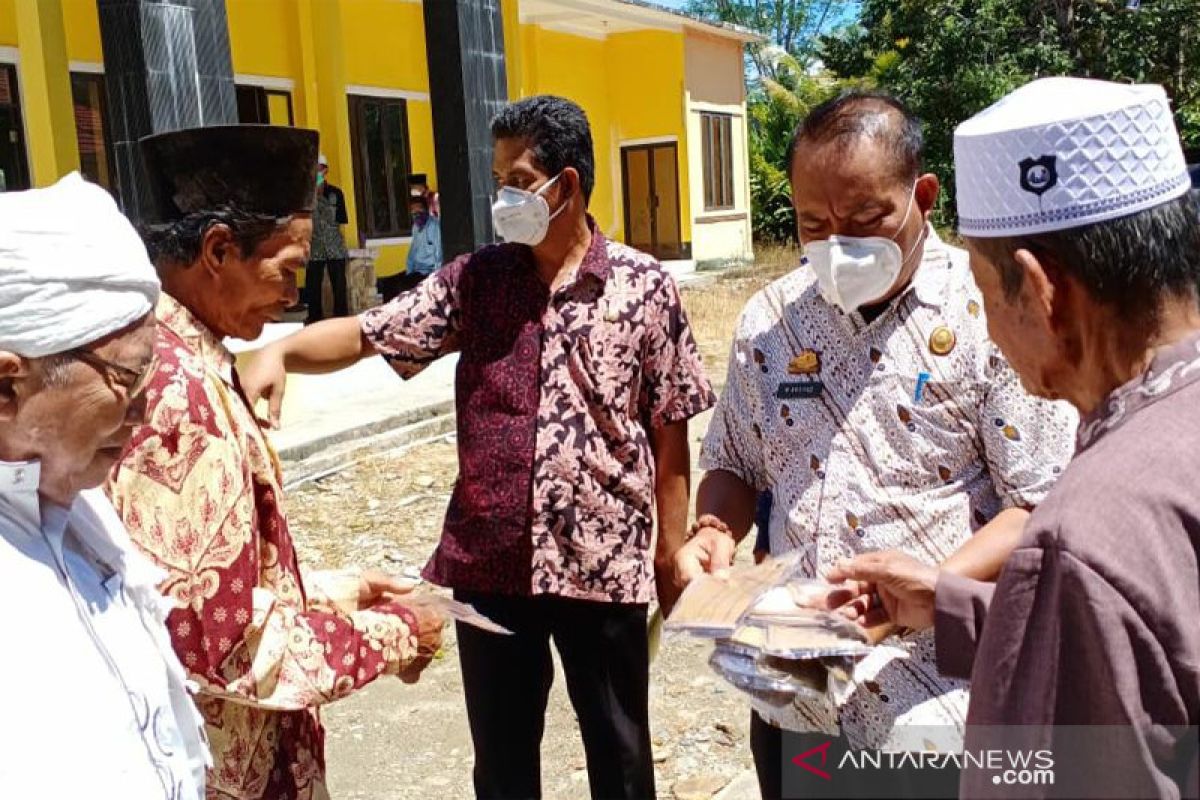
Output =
[{"x1": 519, "y1": 0, "x2": 763, "y2": 43}]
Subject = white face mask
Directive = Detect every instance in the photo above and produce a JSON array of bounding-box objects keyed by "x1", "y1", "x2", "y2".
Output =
[
  {"x1": 802, "y1": 187, "x2": 924, "y2": 312},
  {"x1": 491, "y1": 173, "x2": 566, "y2": 246}
]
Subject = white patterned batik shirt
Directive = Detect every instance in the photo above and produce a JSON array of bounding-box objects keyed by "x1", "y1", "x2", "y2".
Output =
[{"x1": 700, "y1": 227, "x2": 1078, "y2": 750}]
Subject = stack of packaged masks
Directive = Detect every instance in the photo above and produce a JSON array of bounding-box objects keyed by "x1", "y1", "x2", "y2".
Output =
[{"x1": 665, "y1": 553, "x2": 871, "y2": 711}]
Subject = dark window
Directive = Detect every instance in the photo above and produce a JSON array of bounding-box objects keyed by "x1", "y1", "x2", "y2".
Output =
[
  {"x1": 348, "y1": 94, "x2": 413, "y2": 239},
  {"x1": 701, "y1": 112, "x2": 735, "y2": 211},
  {"x1": 236, "y1": 85, "x2": 294, "y2": 126},
  {"x1": 71, "y1": 72, "x2": 115, "y2": 192},
  {"x1": 0, "y1": 63, "x2": 30, "y2": 192}
]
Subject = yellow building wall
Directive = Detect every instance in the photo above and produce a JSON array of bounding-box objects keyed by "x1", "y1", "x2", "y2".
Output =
[
  {"x1": 511, "y1": 25, "x2": 691, "y2": 251},
  {"x1": 0, "y1": 2, "x2": 15, "y2": 46},
  {"x1": 60, "y1": 0, "x2": 101, "y2": 62},
  {"x1": 342, "y1": 0, "x2": 427, "y2": 91},
  {"x1": 339, "y1": 0, "x2": 430, "y2": 276},
  {"x1": 5, "y1": 0, "x2": 744, "y2": 267},
  {"x1": 227, "y1": 0, "x2": 300, "y2": 80},
  {"x1": 521, "y1": 27, "x2": 619, "y2": 238},
  {"x1": 605, "y1": 29, "x2": 690, "y2": 249}
]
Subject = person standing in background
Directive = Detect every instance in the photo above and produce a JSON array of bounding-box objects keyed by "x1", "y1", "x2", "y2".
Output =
[
  {"x1": 404, "y1": 192, "x2": 443, "y2": 289},
  {"x1": 408, "y1": 172, "x2": 440, "y2": 217},
  {"x1": 305, "y1": 152, "x2": 350, "y2": 322}
]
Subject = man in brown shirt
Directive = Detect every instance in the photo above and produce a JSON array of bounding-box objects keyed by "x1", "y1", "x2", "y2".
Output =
[{"x1": 831, "y1": 78, "x2": 1200, "y2": 798}]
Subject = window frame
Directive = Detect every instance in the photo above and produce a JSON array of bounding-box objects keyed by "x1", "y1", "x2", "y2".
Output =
[
  {"x1": 0, "y1": 60, "x2": 31, "y2": 192},
  {"x1": 235, "y1": 84, "x2": 294, "y2": 126},
  {"x1": 69, "y1": 70, "x2": 116, "y2": 192},
  {"x1": 700, "y1": 111, "x2": 735, "y2": 212},
  {"x1": 347, "y1": 93, "x2": 414, "y2": 240}
]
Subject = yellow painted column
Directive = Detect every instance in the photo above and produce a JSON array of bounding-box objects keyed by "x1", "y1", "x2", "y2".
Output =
[
  {"x1": 500, "y1": 0, "x2": 522, "y2": 99},
  {"x1": 294, "y1": 0, "x2": 321, "y2": 129},
  {"x1": 522, "y1": 22, "x2": 538, "y2": 96},
  {"x1": 14, "y1": 0, "x2": 78, "y2": 185},
  {"x1": 296, "y1": 0, "x2": 357, "y2": 247}
]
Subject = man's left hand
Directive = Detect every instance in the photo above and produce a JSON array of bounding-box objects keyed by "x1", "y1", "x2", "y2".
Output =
[{"x1": 358, "y1": 569, "x2": 418, "y2": 609}]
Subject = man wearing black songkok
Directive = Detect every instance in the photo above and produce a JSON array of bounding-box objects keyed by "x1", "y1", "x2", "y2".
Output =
[{"x1": 107, "y1": 125, "x2": 444, "y2": 800}]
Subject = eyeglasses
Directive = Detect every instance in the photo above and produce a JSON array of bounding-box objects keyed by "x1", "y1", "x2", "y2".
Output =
[{"x1": 64, "y1": 347, "x2": 158, "y2": 397}]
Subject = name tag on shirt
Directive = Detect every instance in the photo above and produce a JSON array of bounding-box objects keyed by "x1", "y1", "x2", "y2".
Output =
[{"x1": 776, "y1": 381, "x2": 823, "y2": 400}]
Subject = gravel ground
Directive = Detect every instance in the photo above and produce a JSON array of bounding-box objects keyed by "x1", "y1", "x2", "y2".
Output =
[{"x1": 285, "y1": 421, "x2": 760, "y2": 800}]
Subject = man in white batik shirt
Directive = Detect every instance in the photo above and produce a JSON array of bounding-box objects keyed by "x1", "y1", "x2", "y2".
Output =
[
  {"x1": 672, "y1": 92, "x2": 1077, "y2": 798},
  {"x1": 0, "y1": 174, "x2": 208, "y2": 800}
]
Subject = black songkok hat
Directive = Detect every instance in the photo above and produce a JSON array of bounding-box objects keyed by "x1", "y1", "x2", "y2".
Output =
[{"x1": 138, "y1": 125, "x2": 319, "y2": 224}]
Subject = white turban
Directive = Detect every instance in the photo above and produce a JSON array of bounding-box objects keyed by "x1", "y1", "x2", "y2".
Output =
[{"x1": 0, "y1": 172, "x2": 160, "y2": 358}]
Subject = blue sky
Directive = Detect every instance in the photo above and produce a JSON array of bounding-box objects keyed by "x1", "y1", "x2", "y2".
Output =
[{"x1": 653, "y1": 0, "x2": 861, "y2": 30}]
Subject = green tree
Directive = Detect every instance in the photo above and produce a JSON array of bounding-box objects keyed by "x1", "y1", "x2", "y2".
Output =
[
  {"x1": 686, "y1": 0, "x2": 855, "y2": 80},
  {"x1": 687, "y1": 1, "x2": 858, "y2": 241},
  {"x1": 821, "y1": 0, "x2": 1200, "y2": 228},
  {"x1": 748, "y1": 52, "x2": 845, "y2": 241}
]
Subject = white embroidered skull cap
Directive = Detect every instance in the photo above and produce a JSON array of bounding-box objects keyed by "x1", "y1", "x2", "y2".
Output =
[{"x1": 954, "y1": 77, "x2": 1190, "y2": 238}]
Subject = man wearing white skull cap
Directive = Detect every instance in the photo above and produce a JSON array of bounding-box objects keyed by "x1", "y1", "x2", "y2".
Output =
[
  {"x1": 0, "y1": 173, "x2": 208, "y2": 799},
  {"x1": 831, "y1": 77, "x2": 1200, "y2": 798}
]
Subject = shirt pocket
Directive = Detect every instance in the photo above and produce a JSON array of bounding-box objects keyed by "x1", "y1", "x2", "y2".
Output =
[
  {"x1": 877, "y1": 372, "x2": 982, "y2": 490},
  {"x1": 567, "y1": 321, "x2": 643, "y2": 419}
]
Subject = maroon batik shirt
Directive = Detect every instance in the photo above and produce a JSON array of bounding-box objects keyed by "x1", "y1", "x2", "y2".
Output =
[{"x1": 361, "y1": 219, "x2": 715, "y2": 603}]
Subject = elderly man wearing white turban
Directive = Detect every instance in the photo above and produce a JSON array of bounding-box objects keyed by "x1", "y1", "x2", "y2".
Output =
[{"x1": 0, "y1": 173, "x2": 208, "y2": 799}]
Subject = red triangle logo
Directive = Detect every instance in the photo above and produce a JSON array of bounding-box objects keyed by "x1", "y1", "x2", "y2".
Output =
[{"x1": 791, "y1": 741, "x2": 833, "y2": 780}]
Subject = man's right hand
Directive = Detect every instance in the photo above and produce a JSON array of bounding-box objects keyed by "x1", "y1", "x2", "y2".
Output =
[
  {"x1": 396, "y1": 603, "x2": 445, "y2": 684},
  {"x1": 241, "y1": 344, "x2": 289, "y2": 429},
  {"x1": 825, "y1": 550, "x2": 940, "y2": 631},
  {"x1": 673, "y1": 525, "x2": 737, "y2": 587}
]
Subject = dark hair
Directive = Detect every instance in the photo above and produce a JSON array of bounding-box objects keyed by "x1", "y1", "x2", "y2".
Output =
[
  {"x1": 491, "y1": 95, "x2": 595, "y2": 203},
  {"x1": 970, "y1": 192, "x2": 1200, "y2": 324},
  {"x1": 140, "y1": 204, "x2": 283, "y2": 268},
  {"x1": 786, "y1": 91, "x2": 924, "y2": 182}
]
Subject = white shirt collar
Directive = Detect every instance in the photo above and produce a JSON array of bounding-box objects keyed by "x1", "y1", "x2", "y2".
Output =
[{"x1": 0, "y1": 459, "x2": 43, "y2": 535}]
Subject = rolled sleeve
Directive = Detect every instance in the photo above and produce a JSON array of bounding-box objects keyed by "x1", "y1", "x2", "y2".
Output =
[
  {"x1": 934, "y1": 570, "x2": 995, "y2": 679},
  {"x1": 639, "y1": 273, "x2": 716, "y2": 428},
  {"x1": 979, "y1": 345, "x2": 1078, "y2": 508},
  {"x1": 360, "y1": 256, "x2": 466, "y2": 379}
]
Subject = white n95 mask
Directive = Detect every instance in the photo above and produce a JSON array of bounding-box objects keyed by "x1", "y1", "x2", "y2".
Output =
[
  {"x1": 802, "y1": 187, "x2": 923, "y2": 312},
  {"x1": 491, "y1": 173, "x2": 566, "y2": 246}
]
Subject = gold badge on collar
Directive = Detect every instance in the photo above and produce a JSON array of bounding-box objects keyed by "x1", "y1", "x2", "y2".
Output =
[
  {"x1": 788, "y1": 349, "x2": 821, "y2": 375},
  {"x1": 929, "y1": 326, "x2": 956, "y2": 356}
]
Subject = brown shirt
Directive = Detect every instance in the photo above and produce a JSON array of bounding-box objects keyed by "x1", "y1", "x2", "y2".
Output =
[{"x1": 936, "y1": 332, "x2": 1200, "y2": 799}]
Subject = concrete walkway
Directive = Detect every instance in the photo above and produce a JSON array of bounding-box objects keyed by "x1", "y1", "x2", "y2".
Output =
[
  {"x1": 228, "y1": 322, "x2": 459, "y2": 465},
  {"x1": 269, "y1": 354, "x2": 457, "y2": 461}
]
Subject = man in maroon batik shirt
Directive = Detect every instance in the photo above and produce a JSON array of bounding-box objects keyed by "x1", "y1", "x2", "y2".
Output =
[{"x1": 243, "y1": 95, "x2": 716, "y2": 800}]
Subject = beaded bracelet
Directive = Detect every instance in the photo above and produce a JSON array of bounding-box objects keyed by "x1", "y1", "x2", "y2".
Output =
[{"x1": 688, "y1": 514, "x2": 734, "y2": 540}]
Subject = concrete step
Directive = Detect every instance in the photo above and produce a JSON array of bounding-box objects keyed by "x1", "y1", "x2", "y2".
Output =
[{"x1": 281, "y1": 408, "x2": 457, "y2": 489}]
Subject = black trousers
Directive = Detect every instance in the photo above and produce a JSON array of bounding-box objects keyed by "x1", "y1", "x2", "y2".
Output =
[
  {"x1": 305, "y1": 258, "x2": 348, "y2": 321},
  {"x1": 752, "y1": 711, "x2": 786, "y2": 800},
  {"x1": 454, "y1": 591, "x2": 655, "y2": 800}
]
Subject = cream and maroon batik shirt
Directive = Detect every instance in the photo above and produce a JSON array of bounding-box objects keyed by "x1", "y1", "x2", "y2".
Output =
[{"x1": 700, "y1": 228, "x2": 1078, "y2": 750}]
